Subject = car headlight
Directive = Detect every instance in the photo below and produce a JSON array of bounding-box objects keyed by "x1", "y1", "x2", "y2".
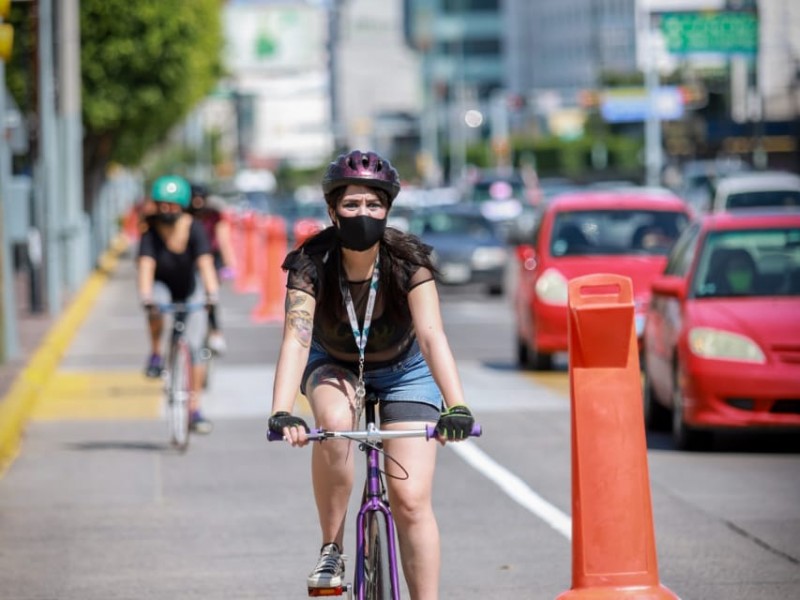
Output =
[
  {"x1": 535, "y1": 268, "x2": 568, "y2": 305},
  {"x1": 471, "y1": 247, "x2": 507, "y2": 270},
  {"x1": 688, "y1": 327, "x2": 766, "y2": 363}
]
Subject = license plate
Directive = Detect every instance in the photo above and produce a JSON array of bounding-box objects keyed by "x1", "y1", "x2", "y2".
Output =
[{"x1": 441, "y1": 263, "x2": 471, "y2": 284}]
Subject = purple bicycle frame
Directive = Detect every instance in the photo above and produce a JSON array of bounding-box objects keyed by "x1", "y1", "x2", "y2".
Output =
[
  {"x1": 354, "y1": 437, "x2": 401, "y2": 600},
  {"x1": 266, "y1": 411, "x2": 481, "y2": 599}
]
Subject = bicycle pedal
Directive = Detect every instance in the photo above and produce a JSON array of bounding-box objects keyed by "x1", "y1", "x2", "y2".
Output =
[{"x1": 308, "y1": 584, "x2": 348, "y2": 597}]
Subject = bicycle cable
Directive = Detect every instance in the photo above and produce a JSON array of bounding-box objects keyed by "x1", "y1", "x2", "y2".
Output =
[{"x1": 342, "y1": 435, "x2": 410, "y2": 482}]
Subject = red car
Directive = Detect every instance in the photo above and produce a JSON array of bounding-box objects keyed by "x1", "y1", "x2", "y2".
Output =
[
  {"x1": 513, "y1": 188, "x2": 692, "y2": 369},
  {"x1": 643, "y1": 210, "x2": 800, "y2": 450}
]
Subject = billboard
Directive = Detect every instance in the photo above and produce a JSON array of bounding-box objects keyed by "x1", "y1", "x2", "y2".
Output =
[
  {"x1": 600, "y1": 87, "x2": 685, "y2": 123},
  {"x1": 224, "y1": 3, "x2": 328, "y2": 74}
]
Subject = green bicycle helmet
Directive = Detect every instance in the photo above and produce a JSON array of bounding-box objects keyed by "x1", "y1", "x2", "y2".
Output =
[{"x1": 151, "y1": 175, "x2": 191, "y2": 207}]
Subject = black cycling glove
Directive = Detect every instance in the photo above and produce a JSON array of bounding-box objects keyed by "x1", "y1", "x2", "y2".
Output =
[
  {"x1": 268, "y1": 411, "x2": 310, "y2": 436},
  {"x1": 435, "y1": 405, "x2": 475, "y2": 440}
]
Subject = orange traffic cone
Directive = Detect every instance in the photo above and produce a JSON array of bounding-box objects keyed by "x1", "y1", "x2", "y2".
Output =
[
  {"x1": 122, "y1": 204, "x2": 141, "y2": 243},
  {"x1": 293, "y1": 218, "x2": 323, "y2": 248},
  {"x1": 233, "y1": 211, "x2": 263, "y2": 294},
  {"x1": 251, "y1": 215, "x2": 287, "y2": 323},
  {"x1": 557, "y1": 274, "x2": 679, "y2": 600}
]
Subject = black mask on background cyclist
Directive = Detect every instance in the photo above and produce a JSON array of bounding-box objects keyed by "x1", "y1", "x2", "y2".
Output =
[{"x1": 157, "y1": 213, "x2": 181, "y2": 225}]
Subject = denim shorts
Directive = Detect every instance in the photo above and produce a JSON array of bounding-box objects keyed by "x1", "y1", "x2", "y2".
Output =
[
  {"x1": 152, "y1": 279, "x2": 207, "y2": 358},
  {"x1": 301, "y1": 339, "x2": 443, "y2": 423}
]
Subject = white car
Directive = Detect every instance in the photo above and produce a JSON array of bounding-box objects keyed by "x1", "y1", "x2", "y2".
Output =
[{"x1": 711, "y1": 171, "x2": 800, "y2": 212}]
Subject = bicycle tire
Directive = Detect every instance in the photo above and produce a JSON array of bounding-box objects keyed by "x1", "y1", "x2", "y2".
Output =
[
  {"x1": 364, "y1": 511, "x2": 392, "y2": 600},
  {"x1": 168, "y1": 338, "x2": 192, "y2": 451}
]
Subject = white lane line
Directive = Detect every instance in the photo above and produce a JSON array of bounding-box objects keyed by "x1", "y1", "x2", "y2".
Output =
[{"x1": 450, "y1": 440, "x2": 572, "y2": 541}]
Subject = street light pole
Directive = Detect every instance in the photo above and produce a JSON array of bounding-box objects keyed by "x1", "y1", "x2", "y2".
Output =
[
  {"x1": 644, "y1": 17, "x2": 663, "y2": 187},
  {"x1": 58, "y1": 0, "x2": 87, "y2": 290},
  {"x1": 1, "y1": 59, "x2": 20, "y2": 360},
  {"x1": 37, "y1": 0, "x2": 60, "y2": 315}
]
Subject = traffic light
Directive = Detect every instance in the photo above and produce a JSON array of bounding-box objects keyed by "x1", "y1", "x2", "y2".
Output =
[
  {"x1": 0, "y1": 0, "x2": 11, "y2": 63},
  {"x1": 0, "y1": 24, "x2": 12, "y2": 62}
]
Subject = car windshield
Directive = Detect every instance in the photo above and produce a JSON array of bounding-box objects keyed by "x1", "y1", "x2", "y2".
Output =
[
  {"x1": 726, "y1": 190, "x2": 800, "y2": 210},
  {"x1": 409, "y1": 213, "x2": 496, "y2": 240},
  {"x1": 692, "y1": 227, "x2": 800, "y2": 298},
  {"x1": 550, "y1": 210, "x2": 689, "y2": 256}
]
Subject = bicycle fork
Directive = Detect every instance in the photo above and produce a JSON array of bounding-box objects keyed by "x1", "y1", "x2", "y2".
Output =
[{"x1": 354, "y1": 443, "x2": 401, "y2": 600}]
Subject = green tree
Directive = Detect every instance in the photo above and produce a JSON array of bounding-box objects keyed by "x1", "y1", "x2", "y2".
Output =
[
  {"x1": 6, "y1": 0, "x2": 224, "y2": 210},
  {"x1": 80, "y1": 0, "x2": 224, "y2": 208}
]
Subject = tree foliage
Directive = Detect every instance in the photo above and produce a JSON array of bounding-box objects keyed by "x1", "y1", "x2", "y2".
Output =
[
  {"x1": 80, "y1": 0, "x2": 224, "y2": 203},
  {"x1": 6, "y1": 0, "x2": 224, "y2": 206}
]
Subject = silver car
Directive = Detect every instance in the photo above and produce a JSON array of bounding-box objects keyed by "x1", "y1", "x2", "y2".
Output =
[{"x1": 711, "y1": 171, "x2": 800, "y2": 212}]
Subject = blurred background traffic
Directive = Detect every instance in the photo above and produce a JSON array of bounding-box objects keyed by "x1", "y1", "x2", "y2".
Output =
[{"x1": 1, "y1": 0, "x2": 799, "y2": 369}]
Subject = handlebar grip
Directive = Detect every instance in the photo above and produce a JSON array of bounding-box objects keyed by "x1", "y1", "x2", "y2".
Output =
[
  {"x1": 425, "y1": 423, "x2": 482, "y2": 440},
  {"x1": 266, "y1": 428, "x2": 323, "y2": 442}
]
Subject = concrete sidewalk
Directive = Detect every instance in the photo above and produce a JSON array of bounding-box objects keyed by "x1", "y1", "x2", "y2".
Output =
[
  {"x1": 0, "y1": 230, "x2": 287, "y2": 472},
  {"x1": 0, "y1": 236, "x2": 130, "y2": 472}
]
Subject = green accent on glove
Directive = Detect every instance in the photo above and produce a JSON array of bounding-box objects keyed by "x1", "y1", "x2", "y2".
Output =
[
  {"x1": 268, "y1": 411, "x2": 310, "y2": 435},
  {"x1": 435, "y1": 405, "x2": 474, "y2": 440}
]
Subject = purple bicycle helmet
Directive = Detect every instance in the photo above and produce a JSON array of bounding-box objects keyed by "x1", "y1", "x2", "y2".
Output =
[{"x1": 322, "y1": 150, "x2": 401, "y2": 203}]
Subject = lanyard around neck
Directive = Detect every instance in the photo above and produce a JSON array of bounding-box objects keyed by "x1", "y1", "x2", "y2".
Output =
[{"x1": 340, "y1": 256, "x2": 380, "y2": 362}]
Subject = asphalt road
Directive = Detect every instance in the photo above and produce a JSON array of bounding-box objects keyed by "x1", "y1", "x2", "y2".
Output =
[{"x1": 0, "y1": 256, "x2": 798, "y2": 600}]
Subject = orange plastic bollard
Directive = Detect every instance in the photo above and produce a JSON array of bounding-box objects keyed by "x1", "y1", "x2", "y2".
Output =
[
  {"x1": 233, "y1": 211, "x2": 263, "y2": 294},
  {"x1": 293, "y1": 217, "x2": 324, "y2": 248},
  {"x1": 556, "y1": 274, "x2": 679, "y2": 600},
  {"x1": 122, "y1": 204, "x2": 141, "y2": 242},
  {"x1": 251, "y1": 215, "x2": 288, "y2": 323}
]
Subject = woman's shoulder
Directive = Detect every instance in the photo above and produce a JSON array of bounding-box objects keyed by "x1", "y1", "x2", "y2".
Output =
[{"x1": 282, "y1": 227, "x2": 336, "y2": 270}]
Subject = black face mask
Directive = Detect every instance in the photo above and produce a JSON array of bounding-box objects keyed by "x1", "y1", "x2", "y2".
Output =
[
  {"x1": 335, "y1": 215, "x2": 387, "y2": 251},
  {"x1": 157, "y1": 213, "x2": 181, "y2": 225}
]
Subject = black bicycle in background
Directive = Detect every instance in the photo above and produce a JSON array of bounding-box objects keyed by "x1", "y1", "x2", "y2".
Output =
[{"x1": 154, "y1": 302, "x2": 206, "y2": 452}]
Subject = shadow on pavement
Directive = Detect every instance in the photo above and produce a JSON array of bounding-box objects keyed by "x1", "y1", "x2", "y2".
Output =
[{"x1": 66, "y1": 440, "x2": 170, "y2": 453}]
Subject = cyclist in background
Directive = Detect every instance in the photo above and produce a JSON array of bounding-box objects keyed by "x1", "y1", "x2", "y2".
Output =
[
  {"x1": 267, "y1": 150, "x2": 475, "y2": 598},
  {"x1": 138, "y1": 175, "x2": 220, "y2": 434},
  {"x1": 187, "y1": 183, "x2": 237, "y2": 354}
]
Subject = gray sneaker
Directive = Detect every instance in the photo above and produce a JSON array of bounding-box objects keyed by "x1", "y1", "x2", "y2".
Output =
[{"x1": 307, "y1": 542, "x2": 346, "y2": 589}]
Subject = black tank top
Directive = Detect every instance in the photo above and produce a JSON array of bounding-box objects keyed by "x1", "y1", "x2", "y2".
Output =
[{"x1": 138, "y1": 220, "x2": 211, "y2": 300}]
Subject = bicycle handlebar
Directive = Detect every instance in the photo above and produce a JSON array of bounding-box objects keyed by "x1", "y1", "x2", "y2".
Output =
[{"x1": 266, "y1": 423, "x2": 481, "y2": 443}]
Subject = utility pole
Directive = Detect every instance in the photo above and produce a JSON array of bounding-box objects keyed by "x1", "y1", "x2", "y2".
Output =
[
  {"x1": 0, "y1": 0, "x2": 19, "y2": 361},
  {"x1": 37, "y1": 0, "x2": 61, "y2": 315},
  {"x1": 58, "y1": 0, "x2": 87, "y2": 291},
  {"x1": 644, "y1": 15, "x2": 663, "y2": 187}
]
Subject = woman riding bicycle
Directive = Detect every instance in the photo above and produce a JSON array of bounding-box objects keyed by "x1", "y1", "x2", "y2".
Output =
[
  {"x1": 137, "y1": 175, "x2": 220, "y2": 434},
  {"x1": 268, "y1": 150, "x2": 475, "y2": 599},
  {"x1": 187, "y1": 183, "x2": 237, "y2": 355}
]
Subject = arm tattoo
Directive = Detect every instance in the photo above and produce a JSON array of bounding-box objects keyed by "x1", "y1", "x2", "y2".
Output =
[
  {"x1": 287, "y1": 309, "x2": 313, "y2": 347},
  {"x1": 286, "y1": 290, "x2": 306, "y2": 311}
]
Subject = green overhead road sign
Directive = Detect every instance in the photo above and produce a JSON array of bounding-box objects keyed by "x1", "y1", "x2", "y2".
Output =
[{"x1": 659, "y1": 11, "x2": 758, "y2": 55}]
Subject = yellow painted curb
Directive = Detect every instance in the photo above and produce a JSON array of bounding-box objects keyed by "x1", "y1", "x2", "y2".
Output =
[{"x1": 0, "y1": 235, "x2": 129, "y2": 476}]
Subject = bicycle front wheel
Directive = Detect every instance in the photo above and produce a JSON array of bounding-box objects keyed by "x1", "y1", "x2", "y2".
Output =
[
  {"x1": 168, "y1": 338, "x2": 192, "y2": 452},
  {"x1": 364, "y1": 512, "x2": 392, "y2": 600}
]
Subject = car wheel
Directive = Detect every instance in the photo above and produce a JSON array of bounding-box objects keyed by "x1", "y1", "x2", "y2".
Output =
[
  {"x1": 642, "y1": 368, "x2": 670, "y2": 432},
  {"x1": 529, "y1": 336, "x2": 553, "y2": 371},
  {"x1": 516, "y1": 336, "x2": 530, "y2": 369},
  {"x1": 671, "y1": 360, "x2": 712, "y2": 451},
  {"x1": 487, "y1": 284, "x2": 504, "y2": 296}
]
